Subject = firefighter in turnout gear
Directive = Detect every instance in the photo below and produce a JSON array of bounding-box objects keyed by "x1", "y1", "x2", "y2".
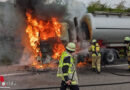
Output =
[
  {"x1": 124, "y1": 37, "x2": 130, "y2": 71},
  {"x1": 89, "y1": 39, "x2": 101, "y2": 73},
  {"x1": 57, "y1": 42, "x2": 79, "y2": 90}
]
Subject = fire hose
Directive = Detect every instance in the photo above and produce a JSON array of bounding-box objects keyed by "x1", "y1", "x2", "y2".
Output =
[
  {"x1": 15, "y1": 64, "x2": 130, "y2": 90},
  {"x1": 16, "y1": 68, "x2": 130, "y2": 89},
  {"x1": 18, "y1": 81, "x2": 130, "y2": 90},
  {"x1": 103, "y1": 65, "x2": 130, "y2": 76}
]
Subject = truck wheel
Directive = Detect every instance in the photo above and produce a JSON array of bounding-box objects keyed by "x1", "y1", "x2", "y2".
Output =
[{"x1": 104, "y1": 51, "x2": 117, "y2": 64}]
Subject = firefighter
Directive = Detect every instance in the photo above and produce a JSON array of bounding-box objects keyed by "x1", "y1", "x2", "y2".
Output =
[
  {"x1": 90, "y1": 39, "x2": 101, "y2": 73},
  {"x1": 57, "y1": 42, "x2": 79, "y2": 90},
  {"x1": 124, "y1": 37, "x2": 130, "y2": 71}
]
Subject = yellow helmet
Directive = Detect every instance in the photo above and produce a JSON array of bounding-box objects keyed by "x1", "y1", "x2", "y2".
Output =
[
  {"x1": 92, "y1": 39, "x2": 97, "y2": 43},
  {"x1": 96, "y1": 43, "x2": 99, "y2": 46},
  {"x1": 66, "y1": 42, "x2": 76, "y2": 51},
  {"x1": 124, "y1": 37, "x2": 130, "y2": 41}
]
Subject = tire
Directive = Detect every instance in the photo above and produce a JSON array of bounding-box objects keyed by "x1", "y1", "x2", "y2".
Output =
[{"x1": 104, "y1": 51, "x2": 117, "y2": 64}]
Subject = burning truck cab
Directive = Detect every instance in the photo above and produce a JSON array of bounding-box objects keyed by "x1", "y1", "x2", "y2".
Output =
[
  {"x1": 14, "y1": 0, "x2": 80, "y2": 71},
  {"x1": 25, "y1": 11, "x2": 72, "y2": 70}
]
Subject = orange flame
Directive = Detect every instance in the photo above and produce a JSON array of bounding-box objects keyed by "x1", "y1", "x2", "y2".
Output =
[
  {"x1": 77, "y1": 57, "x2": 88, "y2": 68},
  {"x1": 52, "y1": 42, "x2": 65, "y2": 60},
  {"x1": 77, "y1": 61, "x2": 87, "y2": 68},
  {"x1": 26, "y1": 11, "x2": 65, "y2": 69}
]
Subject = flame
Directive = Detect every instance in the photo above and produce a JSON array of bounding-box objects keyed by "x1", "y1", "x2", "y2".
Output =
[
  {"x1": 26, "y1": 11, "x2": 65, "y2": 69},
  {"x1": 77, "y1": 61, "x2": 87, "y2": 68},
  {"x1": 52, "y1": 42, "x2": 65, "y2": 60},
  {"x1": 77, "y1": 57, "x2": 88, "y2": 68}
]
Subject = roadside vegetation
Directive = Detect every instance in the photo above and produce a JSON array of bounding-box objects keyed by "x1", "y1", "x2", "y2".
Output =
[
  {"x1": 0, "y1": 55, "x2": 12, "y2": 65},
  {"x1": 87, "y1": 0, "x2": 130, "y2": 13}
]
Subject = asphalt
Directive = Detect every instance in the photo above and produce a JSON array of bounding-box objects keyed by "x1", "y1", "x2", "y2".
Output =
[{"x1": 0, "y1": 60, "x2": 130, "y2": 90}]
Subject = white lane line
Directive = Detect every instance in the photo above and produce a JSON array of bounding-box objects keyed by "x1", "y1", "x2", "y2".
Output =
[
  {"x1": 0, "y1": 72, "x2": 33, "y2": 77},
  {"x1": 0, "y1": 64, "x2": 128, "y2": 77},
  {"x1": 0, "y1": 87, "x2": 10, "y2": 88},
  {"x1": 102, "y1": 64, "x2": 128, "y2": 68}
]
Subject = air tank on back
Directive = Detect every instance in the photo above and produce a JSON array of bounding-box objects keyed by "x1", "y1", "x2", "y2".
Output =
[{"x1": 81, "y1": 12, "x2": 130, "y2": 43}]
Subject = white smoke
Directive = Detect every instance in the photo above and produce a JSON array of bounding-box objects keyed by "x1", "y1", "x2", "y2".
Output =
[
  {"x1": 20, "y1": 48, "x2": 34, "y2": 65},
  {"x1": 64, "y1": 0, "x2": 87, "y2": 45},
  {"x1": 64, "y1": 0, "x2": 87, "y2": 22},
  {"x1": 64, "y1": 0, "x2": 89, "y2": 56},
  {"x1": 0, "y1": 1, "x2": 25, "y2": 64}
]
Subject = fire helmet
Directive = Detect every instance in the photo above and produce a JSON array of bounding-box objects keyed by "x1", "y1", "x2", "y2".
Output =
[
  {"x1": 66, "y1": 42, "x2": 76, "y2": 51},
  {"x1": 124, "y1": 37, "x2": 130, "y2": 41},
  {"x1": 92, "y1": 39, "x2": 97, "y2": 43}
]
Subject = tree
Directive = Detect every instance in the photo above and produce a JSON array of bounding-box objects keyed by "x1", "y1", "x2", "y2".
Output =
[
  {"x1": 87, "y1": 0, "x2": 109, "y2": 13},
  {"x1": 116, "y1": 0, "x2": 126, "y2": 10},
  {"x1": 87, "y1": 0, "x2": 130, "y2": 13}
]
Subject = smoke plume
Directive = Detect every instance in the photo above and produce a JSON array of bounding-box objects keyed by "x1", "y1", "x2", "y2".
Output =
[
  {"x1": 0, "y1": 1, "x2": 25, "y2": 64},
  {"x1": 0, "y1": 0, "x2": 87, "y2": 65}
]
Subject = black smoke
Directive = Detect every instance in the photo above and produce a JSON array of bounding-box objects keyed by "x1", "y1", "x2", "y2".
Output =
[{"x1": 16, "y1": 0, "x2": 68, "y2": 20}]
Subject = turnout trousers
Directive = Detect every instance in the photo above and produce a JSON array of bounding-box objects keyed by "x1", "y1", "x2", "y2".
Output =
[
  {"x1": 92, "y1": 55, "x2": 101, "y2": 72},
  {"x1": 128, "y1": 56, "x2": 130, "y2": 69}
]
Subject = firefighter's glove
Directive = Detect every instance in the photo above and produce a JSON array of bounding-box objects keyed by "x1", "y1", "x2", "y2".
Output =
[{"x1": 66, "y1": 80, "x2": 71, "y2": 85}]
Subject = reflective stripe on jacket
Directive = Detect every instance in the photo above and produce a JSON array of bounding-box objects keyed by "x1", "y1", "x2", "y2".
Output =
[
  {"x1": 91, "y1": 43, "x2": 101, "y2": 56},
  {"x1": 127, "y1": 44, "x2": 130, "y2": 56},
  {"x1": 57, "y1": 51, "x2": 78, "y2": 85}
]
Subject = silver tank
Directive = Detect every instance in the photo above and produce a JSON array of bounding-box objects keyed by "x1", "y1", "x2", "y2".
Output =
[{"x1": 81, "y1": 13, "x2": 130, "y2": 43}]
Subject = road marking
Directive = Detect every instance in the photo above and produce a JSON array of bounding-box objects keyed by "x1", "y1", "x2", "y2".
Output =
[
  {"x1": 0, "y1": 87, "x2": 10, "y2": 88},
  {"x1": 102, "y1": 64, "x2": 128, "y2": 68},
  {"x1": 0, "y1": 72, "x2": 33, "y2": 77},
  {"x1": 0, "y1": 64, "x2": 128, "y2": 77}
]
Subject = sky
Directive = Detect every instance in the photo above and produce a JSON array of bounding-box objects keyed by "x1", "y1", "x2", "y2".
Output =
[
  {"x1": 0, "y1": 0, "x2": 7, "y2": 2},
  {"x1": 0, "y1": 0, "x2": 130, "y2": 8},
  {"x1": 78, "y1": 0, "x2": 130, "y2": 8}
]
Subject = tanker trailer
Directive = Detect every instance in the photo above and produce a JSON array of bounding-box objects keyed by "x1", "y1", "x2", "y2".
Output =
[{"x1": 81, "y1": 12, "x2": 130, "y2": 64}]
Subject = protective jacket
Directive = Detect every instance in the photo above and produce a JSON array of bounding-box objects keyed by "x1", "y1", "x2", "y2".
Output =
[
  {"x1": 126, "y1": 44, "x2": 130, "y2": 56},
  {"x1": 91, "y1": 43, "x2": 101, "y2": 56},
  {"x1": 57, "y1": 51, "x2": 78, "y2": 85}
]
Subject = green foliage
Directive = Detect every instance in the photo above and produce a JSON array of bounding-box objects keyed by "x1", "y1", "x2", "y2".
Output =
[
  {"x1": 0, "y1": 55, "x2": 12, "y2": 65},
  {"x1": 87, "y1": 0, "x2": 130, "y2": 13}
]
